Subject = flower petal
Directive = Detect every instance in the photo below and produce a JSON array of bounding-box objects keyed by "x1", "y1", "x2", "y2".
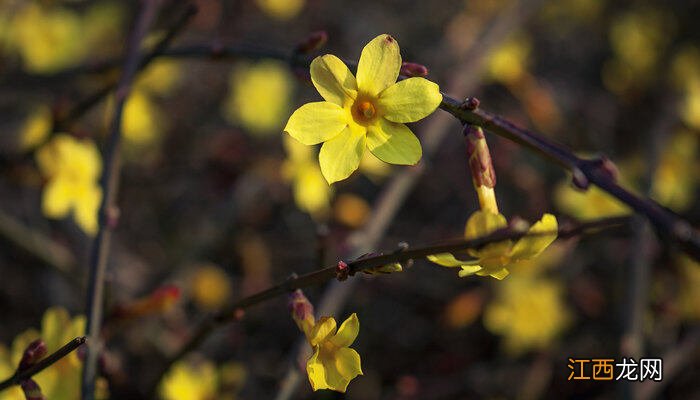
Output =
[
  {"x1": 464, "y1": 210, "x2": 508, "y2": 240},
  {"x1": 73, "y1": 184, "x2": 102, "y2": 236},
  {"x1": 476, "y1": 267, "x2": 510, "y2": 280},
  {"x1": 42, "y1": 179, "x2": 73, "y2": 218},
  {"x1": 310, "y1": 55, "x2": 358, "y2": 106},
  {"x1": 309, "y1": 317, "x2": 337, "y2": 347},
  {"x1": 458, "y1": 265, "x2": 484, "y2": 277},
  {"x1": 330, "y1": 313, "x2": 359, "y2": 348},
  {"x1": 378, "y1": 77, "x2": 442, "y2": 123},
  {"x1": 319, "y1": 125, "x2": 366, "y2": 184},
  {"x1": 356, "y1": 34, "x2": 401, "y2": 97},
  {"x1": 366, "y1": 119, "x2": 421, "y2": 165},
  {"x1": 306, "y1": 346, "x2": 329, "y2": 391},
  {"x1": 510, "y1": 214, "x2": 558, "y2": 260},
  {"x1": 427, "y1": 253, "x2": 474, "y2": 268},
  {"x1": 284, "y1": 102, "x2": 348, "y2": 145},
  {"x1": 333, "y1": 347, "x2": 363, "y2": 389}
]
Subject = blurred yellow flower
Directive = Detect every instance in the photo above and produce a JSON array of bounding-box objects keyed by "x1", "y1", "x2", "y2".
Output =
[
  {"x1": 19, "y1": 105, "x2": 52, "y2": 151},
  {"x1": 136, "y1": 60, "x2": 183, "y2": 97},
  {"x1": 160, "y1": 359, "x2": 218, "y2": 400},
  {"x1": 429, "y1": 211, "x2": 558, "y2": 280},
  {"x1": 651, "y1": 130, "x2": 699, "y2": 211},
  {"x1": 486, "y1": 34, "x2": 531, "y2": 85},
  {"x1": 223, "y1": 61, "x2": 294, "y2": 135},
  {"x1": 333, "y1": 193, "x2": 371, "y2": 228},
  {"x1": 7, "y1": 307, "x2": 107, "y2": 400},
  {"x1": 36, "y1": 134, "x2": 102, "y2": 235},
  {"x1": 9, "y1": 3, "x2": 85, "y2": 73},
  {"x1": 680, "y1": 81, "x2": 700, "y2": 130},
  {"x1": 282, "y1": 136, "x2": 333, "y2": 218},
  {"x1": 121, "y1": 89, "x2": 164, "y2": 146},
  {"x1": 0, "y1": 346, "x2": 23, "y2": 400},
  {"x1": 305, "y1": 314, "x2": 362, "y2": 392},
  {"x1": 255, "y1": 0, "x2": 305, "y2": 20},
  {"x1": 285, "y1": 34, "x2": 442, "y2": 184},
  {"x1": 484, "y1": 274, "x2": 571, "y2": 355},
  {"x1": 190, "y1": 264, "x2": 233, "y2": 311},
  {"x1": 554, "y1": 181, "x2": 630, "y2": 219}
]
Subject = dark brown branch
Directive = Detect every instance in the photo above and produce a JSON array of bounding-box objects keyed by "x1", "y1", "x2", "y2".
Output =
[
  {"x1": 80, "y1": 1, "x2": 165, "y2": 399},
  {"x1": 0, "y1": 337, "x2": 86, "y2": 392},
  {"x1": 147, "y1": 215, "x2": 631, "y2": 393}
]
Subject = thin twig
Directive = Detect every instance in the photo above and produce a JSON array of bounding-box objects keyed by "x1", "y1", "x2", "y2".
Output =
[
  {"x1": 81, "y1": 1, "x2": 164, "y2": 399},
  {"x1": 0, "y1": 337, "x2": 86, "y2": 392},
  {"x1": 146, "y1": 215, "x2": 631, "y2": 393}
]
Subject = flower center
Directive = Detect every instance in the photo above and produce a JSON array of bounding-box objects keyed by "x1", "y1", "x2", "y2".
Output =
[{"x1": 351, "y1": 98, "x2": 378, "y2": 125}]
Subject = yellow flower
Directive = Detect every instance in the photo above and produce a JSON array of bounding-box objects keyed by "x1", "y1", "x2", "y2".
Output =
[
  {"x1": 223, "y1": 61, "x2": 294, "y2": 135},
  {"x1": 7, "y1": 307, "x2": 108, "y2": 400},
  {"x1": 484, "y1": 274, "x2": 571, "y2": 355},
  {"x1": 122, "y1": 88, "x2": 165, "y2": 146},
  {"x1": 428, "y1": 211, "x2": 558, "y2": 280},
  {"x1": 36, "y1": 134, "x2": 102, "y2": 235},
  {"x1": 19, "y1": 105, "x2": 52, "y2": 151},
  {"x1": 651, "y1": 130, "x2": 698, "y2": 211},
  {"x1": 554, "y1": 181, "x2": 630, "y2": 219},
  {"x1": 282, "y1": 136, "x2": 333, "y2": 218},
  {"x1": 0, "y1": 346, "x2": 23, "y2": 400},
  {"x1": 159, "y1": 359, "x2": 218, "y2": 400},
  {"x1": 255, "y1": 0, "x2": 305, "y2": 20},
  {"x1": 9, "y1": 3, "x2": 85, "y2": 73},
  {"x1": 284, "y1": 34, "x2": 442, "y2": 184},
  {"x1": 305, "y1": 314, "x2": 363, "y2": 392},
  {"x1": 190, "y1": 264, "x2": 233, "y2": 311}
]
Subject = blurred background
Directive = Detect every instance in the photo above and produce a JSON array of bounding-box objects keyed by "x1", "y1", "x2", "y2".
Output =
[{"x1": 0, "y1": 0, "x2": 698, "y2": 399}]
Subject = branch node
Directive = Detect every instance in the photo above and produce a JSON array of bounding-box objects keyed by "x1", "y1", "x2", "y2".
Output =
[
  {"x1": 336, "y1": 261, "x2": 350, "y2": 281},
  {"x1": 571, "y1": 168, "x2": 589, "y2": 190},
  {"x1": 460, "y1": 97, "x2": 480, "y2": 111}
]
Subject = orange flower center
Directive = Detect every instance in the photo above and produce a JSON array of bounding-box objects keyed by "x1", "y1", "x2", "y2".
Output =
[{"x1": 351, "y1": 99, "x2": 378, "y2": 125}]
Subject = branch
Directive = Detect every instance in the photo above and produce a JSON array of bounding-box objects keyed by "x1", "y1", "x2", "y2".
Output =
[
  {"x1": 147, "y1": 215, "x2": 631, "y2": 393},
  {"x1": 81, "y1": 1, "x2": 165, "y2": 399},
  {"x1": 0, "y1": 337, "x2": 86, "y2": 392}
]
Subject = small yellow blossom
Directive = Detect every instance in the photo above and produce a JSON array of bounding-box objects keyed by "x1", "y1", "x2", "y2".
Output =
[
  {"x1": 36, "y1": 134, "x2": 102, "y2": 235},
  {"x1": 486, "y1": 34, "x2": 531, "y2": 85},
  {"x1": 223, "y1": 61, "x2": 294, "y2": 135},
  {"x1": 484, "y1": 274, "x2": 571, "y2": 355},
  {"x1": 136, "y1": 60, "x2": 183, "y2": 97},
  {"x1": 255, "y1": 0, "x2": 305, "y2": 20},
  {"x1": 0, "y1": 346, "x2": 23, "y2": 400},
  {"x1": 9, "y1": 3, "x2": 85, "y2": 73},
  {"x1": 282, "y1": 136, "x2": 333, "y2": 218},
  {"x1": 19, "y1": 105, "x2": 52, "y2": 151},
  {"x1": 7, "y1": 307, "x2": 108, "y2": 400},
  {"x1": 159, "y1": 359, "x2": 218, "y2": 400},
  {"x1": 554, "y1": 181, "x2": 630, "y2": 219},
  {"x1": 305, "y1": 314, "x2": 363, "y2": 392},
  {"x1": 651, "y1": 130, "x2": 698, "y2": 211},
  {"x1": 284, "y1": 34, "x2": 442, "y2": 184},
  {"x1": 429, "y1": 211, "x2": 558, "y2": 280},
  {"x1": 190, "y1": 264, "x2": 233, "y2": 311},
  {"x1": 121, "y1": 89, "x2": 165, "y2": 146}
]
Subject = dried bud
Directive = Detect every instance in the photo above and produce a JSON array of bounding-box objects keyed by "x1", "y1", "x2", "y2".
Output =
[
  {"x1": 18, "y1": 339, "x2": 47, "y2": 371},
  {"x1": 571, "y1": 168, "x2": 589, "y2": 190},
  {"x1": 400, "y1": 62, "x2": 429, "y2": 77},
  {"x1": 110, "y1": 285, "x2": 181, "y2": 320},
  {"x1": 295, "y1": 31, "x2": 328, "y2": 54},
  {"x1": 461, "y1": 97, "x2": 480, "y2": 110},
  {"x1": 289, "y1": 289, "x2": 315, "y2": 336},
  {"x1": 21, "y1": 379, "x2": 45, "y2": 400}
]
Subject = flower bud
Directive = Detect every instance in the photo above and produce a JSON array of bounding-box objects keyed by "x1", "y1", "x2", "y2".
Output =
[
  {"x1": 464, "y1": 125, "x2": 499, "y2": 214},
  {"x1": 21, "y1": 379, "x2": 45, "y2": 400},
  {"x1": 400, "y1": 62, "x2": 429, "y2": 77},
  {"x1": 18, "y1": 339, "x2": 47, "y2": 371},
  {"x1": 289, "y1": 289, "x2": 315, "y2": 337},
  {"x1": 295, "y1": 31, "x2": 328, "y2": 54}
]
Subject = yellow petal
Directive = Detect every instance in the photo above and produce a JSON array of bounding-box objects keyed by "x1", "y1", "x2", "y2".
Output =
[
  {"x1": 330, "y1": 313, "x2": 359, "y2": 348},
  {"x1": 310, "y1": 55, "x2": 358, "y2": 106},
  {"x1": 464, "y1": 210, "x2": 508, "y2": 239},
  {"x1": 319, "y1": 126, "x2": 366, "y2": 184},
  {"x1": 480, "y1": 267, "x2": 510, "y2": 280},
  {"x1": 427, "y1": 253, "x2": 472, "y2": 267},
  {"x1": 306, "y1": 346, "x2": 328, "y2": 391},
  {"x1": 356, "y1": 34, "x2": 401, "y2": 97},
  {"x1": 309, "y1": 317, "x2": 337, "y2": 347},
  {"x1": 333, "y1": 347, "x2": 363, "y2": 389},
  {"x1": 284, "y1": 102, "x2": 348, "y2": 145},
  {"x1": 42, "y1": 179, "x2": 73, "y2": 218},
  {"x1": 458, "y1": 265, "x2": 484, "y2": 277},
  {"x1": 377, "y1": 78, "x2": 442, "y2": 123},
  {"x1": 366, "y1": 119, "x2": 421, "y2": 165},
  {"x1": 73, "y1": 184, "x2": 102, "y2": 236},
  {"x1": 510, "y1": 214, "x2": 558, "y2": 260}
]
